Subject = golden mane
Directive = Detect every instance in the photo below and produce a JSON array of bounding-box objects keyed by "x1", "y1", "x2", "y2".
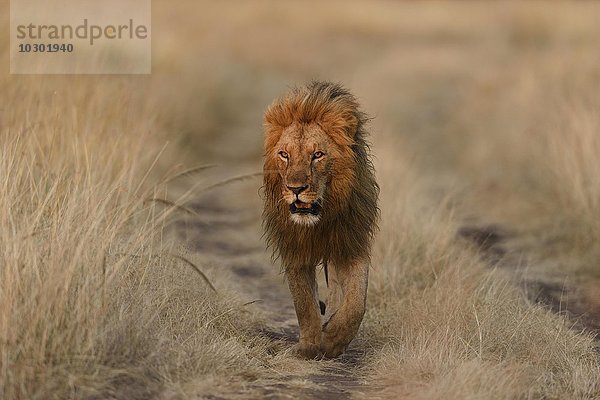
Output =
[{"x1": 262, "y1": 81, "x2": 379, "y2": 269}]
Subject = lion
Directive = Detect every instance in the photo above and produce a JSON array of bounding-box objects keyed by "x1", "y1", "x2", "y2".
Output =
[{"x1": 262, "y1": 81, "x2": 379, "y2": 359}]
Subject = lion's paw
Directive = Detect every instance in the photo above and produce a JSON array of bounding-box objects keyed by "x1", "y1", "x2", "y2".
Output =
[
  {"x1": 291, "y1": 343, "x2": 323, "y2": 360},
  {"x1": 319, "y1": 338, "x2": 348, "y2": 359}
]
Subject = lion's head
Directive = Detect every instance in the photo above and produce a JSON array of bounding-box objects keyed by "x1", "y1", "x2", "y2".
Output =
[
  {"x1": 262, "y1": 82, "x2": 379, "y2": 267},
  {"x1": 267, "y1": 121, "x2": 337, "y2": 225}
]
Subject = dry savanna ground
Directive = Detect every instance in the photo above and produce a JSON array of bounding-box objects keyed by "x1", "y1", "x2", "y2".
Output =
[{"x1": 2, "y1": 1, "x2": 600, "y2": 399}]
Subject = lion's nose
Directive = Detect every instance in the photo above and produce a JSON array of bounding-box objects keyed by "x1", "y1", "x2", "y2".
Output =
[{"x1": 287, "y1": 185, "x2": 308, "y2": 195}]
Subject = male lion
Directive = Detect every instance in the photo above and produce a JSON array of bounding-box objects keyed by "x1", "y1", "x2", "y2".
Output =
[{"x1": 262, "y1": 81, "x2": 379, "y2": 359}]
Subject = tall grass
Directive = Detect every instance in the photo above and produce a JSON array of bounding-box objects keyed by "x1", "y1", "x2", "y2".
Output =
[
  {"x1": 0, "y1": 75, "x2": 283, "y2": 398},
  {"x1": 445, "y1": 57, "x2": 600, "y2": 273},
  {"x1": 363, "y1": 147, "x2": 600, "y2": 399},
  {"x1": 542, "y1": 96, "x2": 600, "y2": 249},
  {"x1": 1, "y1": 76, "x2": 146, "y2": 394}
]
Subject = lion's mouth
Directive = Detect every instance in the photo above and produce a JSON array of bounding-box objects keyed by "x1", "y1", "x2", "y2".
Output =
[{"x1": 290, "y1": 200, "x2": 321, "y2": 216}]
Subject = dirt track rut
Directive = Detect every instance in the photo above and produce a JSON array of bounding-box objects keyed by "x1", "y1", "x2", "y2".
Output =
[{"x1": 459, "y1": 224, "x2": 600, "y2": 342}]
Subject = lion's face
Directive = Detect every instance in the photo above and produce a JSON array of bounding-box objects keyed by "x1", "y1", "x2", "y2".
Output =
[{"x1": 272, "y1": 123, "x2": 333, "y2": 226}]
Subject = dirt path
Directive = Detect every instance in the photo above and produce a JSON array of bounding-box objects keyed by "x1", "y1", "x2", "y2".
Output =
[
  {"x1": 172, "y1": 182, "x2": 372, "y2": 399},
  {"x1": 458, "y1": 223, "x2": 600, "y2": 341}
]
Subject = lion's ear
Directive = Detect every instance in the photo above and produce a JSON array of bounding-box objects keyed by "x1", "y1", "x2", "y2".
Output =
[
  {"x1": 340, "y1": 110, "x2": 360, "y2": 138},
  {"x1": 263, "y1": 123, "x2": 281, "y2": 152},
  {"x1": 263, "y1": 97, "x2": 295, "y2": 149},
  {"x1": 321, "y1": 108, "x2": 360, "y2": 146},
  {"x1": 264, "y1": 81, "x2": 364, "y2": 145}
]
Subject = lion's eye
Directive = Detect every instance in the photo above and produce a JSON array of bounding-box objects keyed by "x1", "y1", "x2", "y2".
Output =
[
  {"x1": 278, "y1": 151, "x2": 289, "y2": 160},
  {"x1": 312, "y1": 151, "x2": 324, "y2": 160}
]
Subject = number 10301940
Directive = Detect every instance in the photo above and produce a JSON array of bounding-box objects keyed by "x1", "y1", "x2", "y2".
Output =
[{"x1": 18, "y1": 43, "x2": 74, "y2": 53}]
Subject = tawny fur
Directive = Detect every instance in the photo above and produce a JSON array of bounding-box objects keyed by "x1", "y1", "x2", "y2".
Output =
[{"x1": 262, "y1": 81, "x2": 379, "y2": 358}]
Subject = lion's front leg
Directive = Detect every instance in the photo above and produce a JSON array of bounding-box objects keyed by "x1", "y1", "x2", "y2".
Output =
[
  {"x1": 286, "y1": 266, "x2": 323, "y2": 359},
  {"x1": 321, "y1": 259, "x2": 368, "y2": 358}
]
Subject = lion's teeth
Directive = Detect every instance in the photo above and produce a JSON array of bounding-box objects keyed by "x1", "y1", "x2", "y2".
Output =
[{"x1": 295, "y1": 201, "x2": 311, "y2": 209}]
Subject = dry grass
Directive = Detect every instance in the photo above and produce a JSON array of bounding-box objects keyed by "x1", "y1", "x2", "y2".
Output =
[
  {"x1": 535, "y1": 94, "x2": 600, "y2": 256},
  {"x1": 0, "y1": 69, "x2": 297, "y2": 399},
  {"x1": 3, "y1": 1, "x2": 600, "y2": 399},
  {"x1": 414, "y1": 12, "x2": 600, "y2": 278},
  {"x1": 363, "y1": 149, "x2": 600, "y2": 399}
]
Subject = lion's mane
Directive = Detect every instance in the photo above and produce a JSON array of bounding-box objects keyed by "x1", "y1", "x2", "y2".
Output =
[{"x1": 262, "y1": 81, "x2": 379, "y2": 269}]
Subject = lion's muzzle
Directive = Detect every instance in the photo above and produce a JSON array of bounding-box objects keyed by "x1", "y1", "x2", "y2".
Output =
[{"x1": 289, "y1": 200, "x2": 321, "y2": 216}]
